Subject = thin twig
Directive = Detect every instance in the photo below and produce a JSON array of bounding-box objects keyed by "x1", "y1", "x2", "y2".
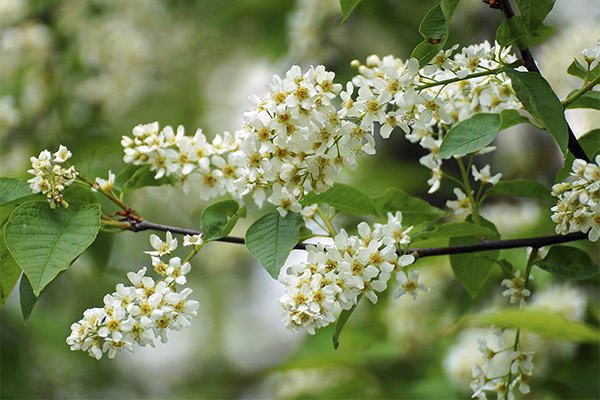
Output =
[{"x1": 124, "y1": 219, "x2": 587, "y2": 258}]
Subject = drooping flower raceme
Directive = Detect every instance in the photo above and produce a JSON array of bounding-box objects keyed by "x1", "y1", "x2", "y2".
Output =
[
  {"x1": 551, "y1": 155, "x2": 600, "y2": 241},
  {"x1": 276, "y1": 212, "x2": 424, "y2": 335},
  {"x1": 66, "y1": 232, "x2": 199, "y2": 359},
  {"x1": 27, "y1": 145, "x2": 78, "y2": 208}
]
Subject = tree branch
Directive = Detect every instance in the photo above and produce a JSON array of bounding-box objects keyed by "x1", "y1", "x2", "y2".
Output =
[
  {"x1": 126, "y1": 219, "x2": 587, "y2": 258},
  {"x1": 485, "y1": 0, "x2": 590, "y2": 162}
]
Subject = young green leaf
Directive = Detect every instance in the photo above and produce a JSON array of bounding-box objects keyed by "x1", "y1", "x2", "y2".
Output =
[
  {"x1": 450, "y1": 237, "x2": 499, "y2": 298},
  {"x1": 301, "y1": 183, "x2": 378, "y2": 216},
  {"x1": 567, "y1": 58, "x2": 588, "y2": 80},
  {"x1": 114, "y1": 164, "x2": 174, "y2": 192},
  {"x1": 462, "y1": 308, "x2": 599, "y2": 343},
  {"x1": 555, "y1": 129, "x2": 599, "y2": 182},
  {"x1": 410, "y1": 0, "x2": 460, "y2": 68},
  {"x1": 514, "y1": 0, "x2": 556, "y2": 31},
  {"x1": 496, "y1": 16, "x2": 554, "y2": 49},
  {"x1": 245, "y1": 212, "x2": 304, "y2": 279},
  {"x1": 340, "y1": 0, "x2": 362, "y2": 23},
  {"x1": 499, "y1": 109, "x2": 532, "y2": 131},
  {"x1": 0, "y1": 178, "x2": 32, "y2": 203},
  {"x1": 4, "y1": 202, "x2": 101, "y2": 296},
  {"x1": 333, "y1": 295, "x2": 362, "y2": 349},
  {"x1": 411, "y1": 222, "x2": 495, "y2": 242},
  {"x1": 62, "y1": 184, "x2": 99, "y2": 205},
  {"x1": 19, "y1": 274, "x2": 38, "y2": 323},
  {"x1": 485, "y1": 180, "x2": 554, "y2": 201},
  {"x1": 449, "y1": 217, "x2": 499, "y2": 298},
  {"x1": 201, "y1": 200, "x2": 245, "y2": 241},
  {"x1": 438, "y1": 113, "x2": 501, "y2": 159},
  {"x1": 564, "y1": 90, "x2": 600, "y2": 110},
  {"x1": 503, "y1": 69, "x2": 568, "y2": 154},
  {"x1": 371, "y1": 187, "x2": 446, "y2": 226},
  {"x1": 0, "y1": 230, "x2": 21, "y2": 309},
  {"x1": 534, "y1": 245, "x2": 599, "y2": 280}
]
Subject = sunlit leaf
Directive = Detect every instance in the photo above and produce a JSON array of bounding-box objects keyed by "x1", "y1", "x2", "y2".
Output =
[
  {"x1": 301, "y1": 183, "x2": 377, "y2": 216},
  {"x1": 340, "y1": 0, "x2": 362, "y2": 23},
  {"x1": 496, "y1": 16, "x2": 554, "y2": 49},
  {"x1": 201, "y1": 200, "x2": 245, "y2": 241},
  {"x1": 245, "y1": 212, "x2": 304, "y2": 279},
  {"x1": 463, "y1": 308, "x2": 599, "y2": 343},
  {"x1": 371, "y1": 188, "x2": 445, "y2": 226},
  {"x1": 534, "y1": 245, "x2": 599, "y2": 280},
  {"x1": 486, "y1": 180, "x2": 554, "y2": 201},
  {"x1": 504, "y1": 69, "x2": 568, "y2": 154},
  {"x1": 5, "y1": 202, "x2": 101, "y2": 295},
  {"x1": 438, "y1": 113, "x2": 501, "y2": 159},
  {"x1": 514, "y1": 0, "x2": 556, "y2": 31}
]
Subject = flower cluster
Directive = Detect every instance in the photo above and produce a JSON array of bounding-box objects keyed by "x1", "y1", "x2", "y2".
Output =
[
  {"x1": 276, "y1": 212, "x2": 427, "y2": 334},
  {"x1": 351, "y1": 41, "x2": 517, "y2": 193},
  {"x1": 551, "y1": 155, "x2": 600, "y2": 241},
  {"x1": 66, "y1": 232, "x2": 199, "y2": 359},
  {"x1": 501, "y1": 269, "x2": 532, "y2": 309},
  {"x1": 470, "y1": 332, "x2": 534, "y2": 400},
  {"x1": 27, "y1": 145, "x2": 78, "y2": 208}
]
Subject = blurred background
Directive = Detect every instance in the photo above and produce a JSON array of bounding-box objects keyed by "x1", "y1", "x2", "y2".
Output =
[{"x1": 1, "y1": 0, "x2": 599, "y2": 398}]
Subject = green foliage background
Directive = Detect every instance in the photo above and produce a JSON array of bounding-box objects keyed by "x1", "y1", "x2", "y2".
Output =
[{"x1": 1, "y1": 0, "x2": 599, "y2": 398}]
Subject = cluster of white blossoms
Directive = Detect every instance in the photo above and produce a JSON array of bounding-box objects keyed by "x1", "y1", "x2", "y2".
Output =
[
  {"x1": 352, "y1": 41, "x2": 517, "y2": 193},
  {"x1": 27, "y1": 145, "x2": 78, "y2": 208},
  {"x1": 121, "y1": 41, "x2": 517, "y2": 214},
  {"x1": 551, "y1": 155, "x2": 600, "y2": 241},
  {"x1": 276, "y1": 211, "x2": 428, "y2": 334},
  {"x1": 470, "y1": 328, "x2": 534, "y2": 400},
  {"x1": 66, "y1": 232, "x2": 199, "y2": 359}
]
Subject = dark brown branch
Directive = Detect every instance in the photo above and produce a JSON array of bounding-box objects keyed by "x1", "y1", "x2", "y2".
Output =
[
  {"x1": 127, "y1": 220, "x2": 586, "y2": 258},
  {"x1": 408, "y1": 232, "x2": 587, "y2": 258},
  {"x1": 485, "y1": 0, "x2": 590, "y2": 162}
]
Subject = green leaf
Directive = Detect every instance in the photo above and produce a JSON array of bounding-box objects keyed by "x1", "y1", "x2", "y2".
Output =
[
  {"x1": 410, "y1": 0, "x2": 460, "y2": 68},
  {"x1": 245, "y1": 212, "x2": 304, "y2": 279},
  {"x1": 555, "y1": 129, "x2": 600, "y2": 182},
  {"x1": 333, "y1": 295, "x2": 362, "y2": 349},
  {"x1": 371, "y1": 188, "x2": 445, "y2": 226},
  {"x1": 504, "y1": 69, "x2": 568, "y2": 154},
  {"x1": 340, "y1": 0, "x2": 362, "y2": 23},
  {"x1": 301, "y1": 183, "x2": 378, "y2": 216},
  {"x1": 5, "y1": 202, "x2": 101, "y2": 295},
  {"x1": 62, "y1": 184, "x2": 99, "y2": 205},
  {"x1": 411, "y1": 222, "x2": 495, "y2": 242},
  {"x1": 567, "y1": 58, "x2": 588, "y2": 80},
  {"x1": 565, "y1": 90, "x2": 600, "y2": 110},
  {"x1": 438, "y1": 113, "x2": 501, "y2": 159},
  {"x1": 0, "y1": 178, "x2": 32, "y2": 203},
  {"x1": 19, "y1": 274, "x2": 38, "y2": 323},
  {"x1": 499, "y1": 109, "x2": 532, "y2": 130},
  {"x1": 534, "y1": 245, "x2": 599, "y2": 279},
  {"x1": 1, "y1": 229, "x2": 21, "y2": 309},
  {"x1": 514, "y1": 0, "x2": 556, "y2": 31},
  {"x1": 486, "y1": 179, "x2": 554, "y2": 201},
  {"x1": 299, "y1": 225, "x2": 315, "y2": 242},
  {"x1": 463, "y1": 308, "x2": 599, "y2": 343},
  {"x1": 201, "y1": 200, "x2": 245, "y2": 241},
  {"x1": 114, "y1": 164, "x2": 174, "y2": 192},
  {"x1": 0, "y1": 194, "x2": 44, "y2": 227},
  {"x1": 496, "y1": 258, "x2": 514, "y2": 277},
  {"x1": 449, "y1": 217, "x2": 499, "y2": 298},
  {"x1": 496, "y1": 16, "x2": 554, "y2": 49}
]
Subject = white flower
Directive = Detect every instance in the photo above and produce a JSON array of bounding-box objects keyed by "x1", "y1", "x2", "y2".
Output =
[
  {"x1": 501, "y1": 270, "x2": 531, "y2": 309},
  {"x1": 183, "y1": 234, "x2": 203, "y2": 247},
  {"x1": 395, "y1": 269, "x2": 429, "y2": 300},
  {"x1": 472, "y1": 164, "x2": 502, "y2": 185},
  {"x1": 53, "y1": 144, "x2": 72, "y2": 163},
  {"x1": 92, "y1": 170, "x2": 115, "y2": 192},
  {"x1": 446, "y1": 188, "x2": 471, "y2": 216},
  {"x1": 144, "y1": 232, "x2": 177, "y2": 256}
]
